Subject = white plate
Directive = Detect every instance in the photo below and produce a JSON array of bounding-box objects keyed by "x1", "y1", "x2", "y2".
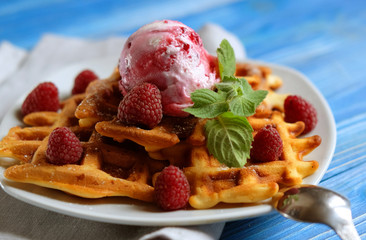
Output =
[{"x1": 0, "y1": 57, "x2": 336, "y2": 226}]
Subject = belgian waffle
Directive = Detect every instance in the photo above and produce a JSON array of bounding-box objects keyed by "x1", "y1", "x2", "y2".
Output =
[
  {"x1": 1, "y1": 94, "x2": 165, "y2": 202},
  {"x1": 75, "y1": 68, "x2": 196, "y2": 157},
  {"x1": 183, "y1": 111, "x2": 320, "y2": 209},
  {"x1": 0, "y1": 62, "x2": 321, "y2": 209},
  {"x1": 75, "y1": 68, "x2": 121, "y2": 128}
]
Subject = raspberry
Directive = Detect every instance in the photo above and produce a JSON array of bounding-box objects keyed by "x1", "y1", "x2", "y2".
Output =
[
  {"x1": 284, "y1": 95, "x2": 317, "y2": 134},
  {"x1": 46, "y1": 127, "x2": 83, "y2": 165},
  {"x1": 21, "y1": 82, "x2": 60, "y2": 116},
  {"x1": 250, "y1": 125, "x2": 283, "y2": 162},
  {"x1": 117, "y1": 82, "x2": 163, "y2": 129},
  {"x1": 154, "y1": 165, "x2": 190, "y2": 211},
  {"x1": 71, "y1": 70, "x2": 98, "y2": 95}
]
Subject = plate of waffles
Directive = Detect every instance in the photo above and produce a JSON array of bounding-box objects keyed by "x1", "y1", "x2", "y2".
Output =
[{"x1": 0, "y1": 56, "x2": 336, "y2": 226}]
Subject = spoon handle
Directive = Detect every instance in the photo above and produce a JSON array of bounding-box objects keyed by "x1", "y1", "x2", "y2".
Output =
[{"x1": 333, "y1": 222, "x2": 360, "y2": 240}]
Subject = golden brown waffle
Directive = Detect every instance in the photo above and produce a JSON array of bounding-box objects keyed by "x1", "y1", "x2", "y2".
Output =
[
  {"x1": 75, "y1": 67, "x2": 197, "y2": 157},
  {"x1": 235, "y1": 62, "x2": 282, "y2": 91},
  {"x1": 0, "y1": 61, "x2": 321, "y2": 210},
  {"x1": 0, "y1": 95, "x2": 85, "y2": 163},
  {"x1": 182, "y1": 111, "x2": 321, "y2": 209},
  {"x1": 95, "y1": 116, "x2": 201, "y2": 159},
  {"x1": 1, "y1": 94, "x2": 165, "y2": 202},
  {"x1": 75, "y1": 68, "x2": 121, "y2": 128}
]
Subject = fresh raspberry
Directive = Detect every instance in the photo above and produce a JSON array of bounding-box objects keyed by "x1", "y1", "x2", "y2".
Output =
[
  {"x1": 21, "y1": 82, "x2": 60, "y2": 116},
  {"x1": 117, "y1": 82, "x2": 163, "y2": 129},
  {"x1": 71, "y1": 70, "x2": 98, "y2": 95},
  {"x1": 46, "y1": 127, "x2": 83, "y2": 165},
  {"x1": 250, "y1": 125, "x2": 283, "y2": 162},
  {"x1": 154, "y1": 165, "x2": 190, "y2": 211},
  {"x1": 284, "y1": 95, "x2": 317, "y2": 134}
]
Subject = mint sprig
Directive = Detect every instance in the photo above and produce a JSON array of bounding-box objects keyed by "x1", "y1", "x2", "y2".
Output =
[
  {"x1": 183, "y1": 39, "x2": 268, "y2": 168},
  {"x1": 184, "y1": 76, "x2": 267, "y2": 118}
]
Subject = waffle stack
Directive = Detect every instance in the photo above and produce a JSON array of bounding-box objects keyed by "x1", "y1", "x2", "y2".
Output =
[
  {"x1": 0, "y1": 63, "x2": 321, "y2": 209},
  {"x1": 1, "y1": 92, "x2": 163, "y2": 202}
]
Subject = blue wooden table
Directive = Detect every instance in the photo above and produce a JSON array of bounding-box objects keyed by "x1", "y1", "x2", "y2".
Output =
[{"x1": 1, "y1": 0, "x2": 365, "y2": 239}]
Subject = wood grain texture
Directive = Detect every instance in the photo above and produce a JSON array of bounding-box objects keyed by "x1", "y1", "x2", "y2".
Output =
[{"x1": 1, "y1": 0, "x2": 365, "y2": 239}]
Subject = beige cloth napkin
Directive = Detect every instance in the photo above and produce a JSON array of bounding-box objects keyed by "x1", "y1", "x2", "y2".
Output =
[{"x1": 0, "y1": 24, "x2": 245, "y2": 239}]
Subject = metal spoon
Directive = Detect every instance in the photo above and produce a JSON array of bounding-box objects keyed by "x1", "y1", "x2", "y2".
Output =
[{"x1": 274, "y1": 185, "x2": 360, "y2": 240}]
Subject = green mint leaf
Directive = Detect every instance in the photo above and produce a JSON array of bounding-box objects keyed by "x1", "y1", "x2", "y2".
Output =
[
  {"x1": 216, "y1": 76, "x2": 268, "y2": 117},
  {"x1": 246, "y1": 89, "x2": 268, "y2": 106},
  {"x1": 215, "y1": 82, "x2": 240, "y2": 100},
  {"x1": 216, "y1": 39, "x2": 236, "y2": 79},
  {"x1": 229, "y1": 95, "x2": 256, "y2": 117},
  {"x1": 237, "y1": 77, "x2": 252, "y2": 92},
  {"x1": 238, "y1": 77, "x2": 268, "y2": 108},
  {"x1": 183, "y1": 89, "x2": 229, "y2": 118},
  {"x1": 222, "y1": 75, "x2": 239, "y2": 83},
  {"x1": 217, "y1": 76, "x2": 245, "y2": 99},
  {"x1": 228, "y1": 77, "x2": 268, "y2": 116},
  {"x1": 205, "y1": 112, "x2": 253, "y2": 168},
  {"x1": 190, "y1": 89, "x2": 222, "y2": 107},
  {"x1": 215, "y1": 82, "x2": 236, "y2": 92}
]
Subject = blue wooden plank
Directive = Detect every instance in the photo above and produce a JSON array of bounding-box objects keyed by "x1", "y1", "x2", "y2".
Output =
[{"x1": 0, "y1": 0, "x2": 238, "y2": 49}]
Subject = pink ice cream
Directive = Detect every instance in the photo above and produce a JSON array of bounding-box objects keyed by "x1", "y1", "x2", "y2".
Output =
[{"x1": 118, "y1": 20, "x2": 219, "y2": 117}]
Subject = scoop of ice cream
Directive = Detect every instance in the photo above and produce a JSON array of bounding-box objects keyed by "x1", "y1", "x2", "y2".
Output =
[{"x1": 118, "y1": 20, "x2": 219, "y2": 117}]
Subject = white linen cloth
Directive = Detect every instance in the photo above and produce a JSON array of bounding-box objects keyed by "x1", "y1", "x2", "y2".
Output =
[{"x1": 0, "y1": 23, "x2": 245, "y2": 240}]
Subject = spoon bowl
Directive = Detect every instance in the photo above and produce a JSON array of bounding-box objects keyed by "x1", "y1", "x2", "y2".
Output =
[{"x1": 274, "y1": 185, "x2": 360, "y2": 240}]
